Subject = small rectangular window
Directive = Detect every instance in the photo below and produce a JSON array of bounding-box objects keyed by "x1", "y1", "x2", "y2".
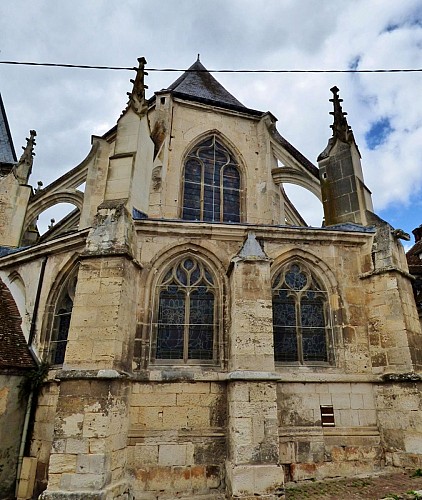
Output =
[{"x1": 320, "y1": 405, "x2": 335, "y2": 427}]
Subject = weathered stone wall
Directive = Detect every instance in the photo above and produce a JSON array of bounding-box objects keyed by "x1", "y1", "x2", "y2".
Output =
[
  {"x1": 30, "y1": 380, "x2": 60, "y2": 497},
  {"x1": 278, "y1": 381, "x2": 382, "y2": 481},
  {"x1": 0, "y1": 171, "x2": 32, "y2": 247},
  {"x1": 0, "y1": 373, "x2": 27, "y2": 498},
  {"x1": 375, "y1": 380, "x2": 422, "y2": 469},
  {"x1": 41, "y1": 378, "x2": 130, "y2": 498},
  {"x1": 128, "y1": 381, "x2": 226, "y2": 498}
]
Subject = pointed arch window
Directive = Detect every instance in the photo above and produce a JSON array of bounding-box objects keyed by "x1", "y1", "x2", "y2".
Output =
[
  {"x1": 48, "y1": 269, "x2": 77, "y2": 365},
  {"x1": 272, "y1": 262, "x2": 331, "y2": 364},
  {"x1": 182, "y1": 135, "x2": 241, "y2": 223},
  {"x1": 152, "y1": 256, "x2": 217, "y2": 364}
]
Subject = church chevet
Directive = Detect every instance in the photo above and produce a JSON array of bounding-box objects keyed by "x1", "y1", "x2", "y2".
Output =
[{"x1": 0, "y1": 57, "x2": 421, "y2": 500}]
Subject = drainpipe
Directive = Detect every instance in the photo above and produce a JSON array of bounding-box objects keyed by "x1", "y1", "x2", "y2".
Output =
[
  {"x1": 16, "y1": 255, "x2": 47, "y2": 497},
  {"x1": 15, "y1": 391, "x2": 34, "y2": 498}
]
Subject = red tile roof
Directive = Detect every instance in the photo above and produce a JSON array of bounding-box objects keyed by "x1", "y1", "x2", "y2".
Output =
[{"x1": 0, "y1": 278, "x2": 35, "y2": 369}]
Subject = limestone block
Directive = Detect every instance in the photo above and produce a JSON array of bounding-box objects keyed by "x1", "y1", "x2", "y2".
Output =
[
  {"x1": 65, "y1": 438, "x2": 89, "y2": 454},
  {"x1": 82, "y1": 412, "x2": 110, "y2": 438},
  {"x1": 61, "y1": 471, "x2": 108, "y2": 490},
  {"x1": 132, "y1": 392, "x2": 178, "y2": 407},
  {"x1": 158, "y1": 444, "x2": 187, "y2": 466},
  {"x1": 48, "y1": 453, "x2": 77, "y2": 474},
  {"x1": 404, "y1": 433, "x2": 422, "y2": 454},
  {"x1": 76, "y1": 453, "x2": 108, "y2": 474},
  {"x1": 226, "y1": 463, "x2": 284, "y2": 498},
  {"x1": 349, "y1": 394, "x2": 364, "y2": 410},
  {"x1": 331, "y1": 394, "x2": 351, "y2": 410},
  {"x1": 279, "y1": 441, "x2": 295, "y2": 463}
]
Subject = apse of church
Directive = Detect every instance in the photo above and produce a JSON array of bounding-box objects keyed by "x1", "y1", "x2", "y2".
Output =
[{"x1": 0, "y1": 58, "x2": 421, "y2": 500}]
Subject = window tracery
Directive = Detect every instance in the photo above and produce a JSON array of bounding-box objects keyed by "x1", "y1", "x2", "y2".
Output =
[
  {"x1": 182, "y1": 135, "x2": 241, "y2": 223},
  {"x1": 272, "y1": 262, "x2": 330, "y2": 364},
  {"x1": 152, "y1": 256, "x2": 217, "y2": 364}
]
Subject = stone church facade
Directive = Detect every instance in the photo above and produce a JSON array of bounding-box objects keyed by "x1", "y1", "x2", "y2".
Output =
[{"x1": 0, "y1": 58, "x2": 421, "y2": 499}]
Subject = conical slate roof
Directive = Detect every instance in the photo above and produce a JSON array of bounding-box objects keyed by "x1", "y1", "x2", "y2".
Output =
[
  {"x1": 164, "y1": 59, "x2": 252, "y2": 112},
  {"x1": 0, "y1": 93, "x2": 17, "y2": 166}
]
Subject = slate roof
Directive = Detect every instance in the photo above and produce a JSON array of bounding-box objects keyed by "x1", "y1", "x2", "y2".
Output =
[
  {"x1": 158, "y1": 59, "x2": 319, "y2": 178},
  {"x1": 159, "y1": 59, "x2": 263, "y2": 116},
  {"x1": 407, "y1": 226, "x2": 422, "y2": 275},
  {"x1": 0, "y1": 278, "x2": 35, "y2": 369},
  {"x1": 0, "y1": 93, "x2": 17, "y2": 174},
  {"x1": 406, "y1": 225, "x2": 422, "y2": 313}
]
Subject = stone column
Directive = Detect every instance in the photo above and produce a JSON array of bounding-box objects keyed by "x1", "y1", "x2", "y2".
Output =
[{"x1": 225, "y1": 233, "x2": 284, "y2": 499}]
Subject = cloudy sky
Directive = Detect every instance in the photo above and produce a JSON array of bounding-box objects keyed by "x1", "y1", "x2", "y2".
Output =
[{"x1": 0, "y1": 0, "x2": 421, "y2": 242}]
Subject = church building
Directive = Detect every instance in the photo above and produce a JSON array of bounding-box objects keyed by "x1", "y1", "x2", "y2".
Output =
[{"x1": 0, "y1": 58, "x2": 421, "y2": 500}]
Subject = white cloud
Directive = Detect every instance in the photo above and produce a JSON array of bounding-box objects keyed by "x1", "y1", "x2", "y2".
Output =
[{"x1": 0, "y1": 0, "x2": 421, "y2": 236}]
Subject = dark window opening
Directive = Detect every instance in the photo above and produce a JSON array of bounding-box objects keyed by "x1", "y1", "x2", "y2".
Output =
[
  {"x1": 320, "y1": 405, "x2": 335, "y2": 427},
  {"x1": 182, "y1": 135, "x2": 241, "y2": 223},
  {"x1": 49, "y1": 271, "x2": 77, "y2": 365},
  {"x1": 272, "y1": 262, "x2": 330, "y2": 364},
  {"x1": 154, "y1": 257, "x2": 216, "y2": 364}
]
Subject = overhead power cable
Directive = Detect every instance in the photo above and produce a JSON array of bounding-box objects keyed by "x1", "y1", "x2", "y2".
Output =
[{"x1": 0, "y1": 60, "x2": 421, "y2": 73}]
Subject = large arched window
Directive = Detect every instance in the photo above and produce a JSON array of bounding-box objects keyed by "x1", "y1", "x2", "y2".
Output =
[
  {"x1": 152, "y1": 256, "x2": 217, "y2": 364},
  {"x1": 182, "y1": 135, "x2": 241, "y2": 222},
  {"x1": 272, "y1": 262, "x2": 330, "y2": 364},
  {"x1": 48, "y1": 268, "x2": 78, "y2": 365}
]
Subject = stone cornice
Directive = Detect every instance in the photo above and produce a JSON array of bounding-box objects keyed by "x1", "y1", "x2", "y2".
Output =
[
  {"x1": 134, "y1": 219, "x2": 374, "y2": 245},
  {"x1": 0, "y1": 229, "x2": 89, "y2": 267}
]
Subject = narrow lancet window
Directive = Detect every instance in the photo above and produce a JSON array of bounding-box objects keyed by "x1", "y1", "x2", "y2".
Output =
[{"x1": 49, "y1": 269, "x2": 77, "y2": 365}]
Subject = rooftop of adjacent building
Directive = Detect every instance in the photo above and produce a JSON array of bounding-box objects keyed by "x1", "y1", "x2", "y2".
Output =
[
  {"x1": 0, "y1": 92, "x2": 17, "y2": 175},
  {"x1": 0, "y1": 277, "x2": 35, "y2": 369},
  {"x1": 407, "y1": 225, "x2": 422, "y2": 273}
]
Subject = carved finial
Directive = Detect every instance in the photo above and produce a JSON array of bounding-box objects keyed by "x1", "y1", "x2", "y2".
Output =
[
  {"x1": 35, "y1": 180, "x2": 43, "y2": 193},
  {"x1": 126, "y1": 57, "x2": 148, "y2": 117},
  {"x1": 48, "y1": 218, "x2": 55, "y2": 230},
  {"x1": 197, "y1": 53, "x2": 200, "y2": 62},
  {"x1": 329, "y1": 86, "x2": 354, "y2": 144},
  {"x1": 13, "y1": 130, "x2": 36, "y2": 184}
]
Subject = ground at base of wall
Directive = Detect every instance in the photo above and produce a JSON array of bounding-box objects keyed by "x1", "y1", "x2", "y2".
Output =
[{"x1": 285, "y1": 470, "x2": 422, "y2": 499}]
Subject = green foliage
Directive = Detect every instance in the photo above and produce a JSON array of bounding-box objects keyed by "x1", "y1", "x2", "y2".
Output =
[
  {"x1": 412, "y1": 469, "x2": 422, "y2": 477},
  {"x1": 19, "y1": 362, "x2": 50, "y2": 401}
]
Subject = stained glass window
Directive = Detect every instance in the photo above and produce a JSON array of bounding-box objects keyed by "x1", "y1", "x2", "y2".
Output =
[
  {"x1": 49, "y1": 271, "x2": 77, "y2": 365},
  {"x1": 182, "y1": 135, "x2": 241, "y2": 223},
  {"x1": 272, "y1": 262, "x2": 329, "y2": 364},
  {"x1": 154, "y1": 257, "x2": 216, "y2": 363}
]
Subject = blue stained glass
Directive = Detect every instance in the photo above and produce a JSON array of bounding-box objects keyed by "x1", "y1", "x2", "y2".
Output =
[
  {"x1": 285, "y1": 266, "x2": 307, "y2": 290},
  {"x1": 182, "y1": 136, "x2": 240, "y2": 223},
  {"x1": 301, "y1": 296, "x2": 327, "y2": 361},
  {"x1": 273, "y1": 293, "x2": 297, "y2": 361},
  {"x1": 204, "y1": 270, "x2": 214, "y2": 285},
  {"x1": 176, "y1": 266, "x2": 187, "y2": 285},
  {"x1": 183, "y1": 159, "x2": 202, "y2": 220},
  {"x1": 190, "y1": 266, "x2": 201, "y2": 285},
  {"x1": 184, "y1": 259, "x2": 194, "y2": 270},
  {"x1": 188, "y1": 288, "x2": 214, "y2": 359},
  {"x1": 156, "y1": 288, "x2": 185, "y2": 359},
  {"x1": 273, "y1": 327, "x2": 298, "y2": 362},
  {"x1": 272, "y1": 263, "x2": 329, "y2": 364},
  {"x1": 155, "y1": 258, "x2": 216, "y2": 362}
]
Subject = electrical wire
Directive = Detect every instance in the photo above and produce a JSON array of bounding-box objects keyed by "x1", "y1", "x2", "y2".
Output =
[{"x1": 0, "y1": 60, "x2": 421, "y2": 73}]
